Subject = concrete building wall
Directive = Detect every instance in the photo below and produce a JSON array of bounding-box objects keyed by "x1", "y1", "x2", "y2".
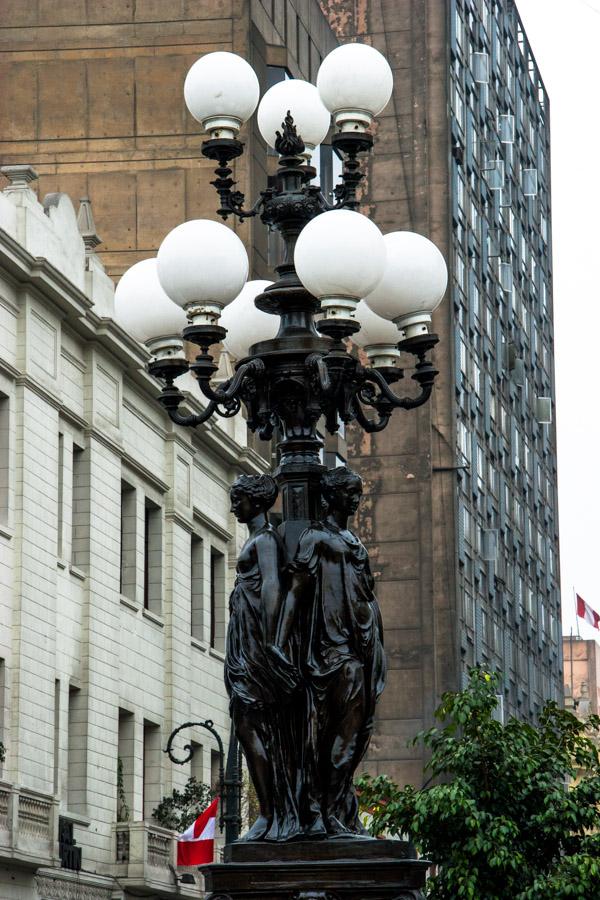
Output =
[
  {"x1": 320, "y1": 0, "x2": 457, "y2": 787},
  {"x1": 0, "y1": 172, "x2": 265, "y2": 897},
  {"x1": 564, "y1": 638, "x2": 600, "y2": 717},
  {"x1": 0, "y1": 0, "x2": 337, "y2": 280},
  {"x1": 320, "y1": 0, "x2": 562, "y2": 785}
]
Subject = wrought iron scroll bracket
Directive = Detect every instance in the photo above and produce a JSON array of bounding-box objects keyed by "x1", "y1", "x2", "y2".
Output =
[{"x1": 164, "y1": 720, "x2": 228, "y2": 832}]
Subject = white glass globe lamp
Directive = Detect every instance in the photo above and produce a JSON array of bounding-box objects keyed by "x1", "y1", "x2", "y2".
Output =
[
  {"x1": 317, "y1": 43, "x2": 393, "y2": 133},
  {"x1": 364, "y1": 231, "x2": 448, "y2": 338},
  {"x1": 115, "y1": 258, "x2": 187, "y2": 359},
  {"x1": 353, "y1": 300, "x2": 403, "y2": 368},
  {"x1": 220, "y1": 280, "x2": 278, "y2": 360},
  {"x1": 257, "y1": 80, "x2": 331, "y2": 158},
  {"x1": 294, "y1": 209, "x2": 385, "y2": 319},
  {"x1": 157, "y1": 219, "x2": 249, "y2": 325},
  {"x1": 184, "y1": 52, "x2": 260, "y2": 139}
]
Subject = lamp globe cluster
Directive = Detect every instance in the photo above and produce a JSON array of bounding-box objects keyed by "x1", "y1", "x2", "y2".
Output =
[{"x1": 115, "y1": 43, "x2": 447, "y2": 382}]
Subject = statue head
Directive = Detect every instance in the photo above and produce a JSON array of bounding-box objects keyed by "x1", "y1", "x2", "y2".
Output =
[
  {"x1": 321, "y1": 465, "x2": 363, "y2": 518},
  {"x1": 230, "y1": 473, "x2": 278, "y2": 524}
]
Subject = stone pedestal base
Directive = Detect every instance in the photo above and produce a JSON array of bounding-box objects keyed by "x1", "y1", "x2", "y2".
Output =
[{"x1": 201, "y1": 839, "x2": 428, "y2": 899}]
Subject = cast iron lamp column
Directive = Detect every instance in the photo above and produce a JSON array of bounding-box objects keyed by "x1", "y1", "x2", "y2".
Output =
[{"x1": 113, "y1": 40, "x2": 446, "y2": 898}]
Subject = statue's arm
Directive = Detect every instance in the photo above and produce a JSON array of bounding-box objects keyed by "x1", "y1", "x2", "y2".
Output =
[
  {"x1": 255, "y1": 532, "x2": 283, "y2": 645},
  {"x1": 275, "y1": 569, "x2": 312, "y2": 648}
]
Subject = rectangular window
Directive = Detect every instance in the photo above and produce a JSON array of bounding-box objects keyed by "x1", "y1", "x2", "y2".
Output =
[
  {"x1": 190, "y1": 740, "x2": 204, "y2": 785},
  {"x1": 143, "y1": 720, "x2": 162, "y2": 820},
  {"x1": 0, "y1": 659, "x2": 5, "y2": 771},
  {"x1": 117, "y1": 708, "x2": 134, "y2": 822},
  {"x1": 455, "y1": 251, "x2": 466, "y2": 292},
  {"x1": 463, "y1": 587, "x2": 475, "y2": 628},
  {"x1": 211, "y1": 749, "x2": 221, "y2": 795},
  {"x1": 486, "y1": 158, "x2": 505, "y2": 190},
  {"x1": 0, "y1": 394, "x2": 9, "y2": 525},
  {"x1": 67, "y1": 685, "x2": 86, "y2": 813},
  {"x1": 57, "y1": 433, "x2": 64, "y2": 557},
  {"x1": 143, "y1": 499, "x2": 162, "y2": 614},
  {"x1": 53, "y1": 679, "x2": 60, "y2": 793},
  {"x1": 472, "y1": 51, "x2": 489, "y2": 83},
  {"x1": 210, "y1": 549, "x2": 226, "y2": 652},
  {"x1": 191, "y1": 534, "x2": 204, "y2": 640},
  {"x1": 522, "y1": 168, "x2": 538, "y2": 196},
  {"x1": 71, "y1": 442, "x2": 88, "y2": 569},
  {"x1": 120, "y1": 482, "x2": 136, "y2": 599},
  {"x1": 498, "y1": 113, "x2": 515, "y2": 143}
]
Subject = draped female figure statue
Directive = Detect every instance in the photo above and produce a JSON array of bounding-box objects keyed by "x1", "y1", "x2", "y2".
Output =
[
  {"x1": 273, "y1": 466, "x2": 387, "y2": 837},
  {"x1": 225, "y1": 474, "x2": 300, "y2": 841}
]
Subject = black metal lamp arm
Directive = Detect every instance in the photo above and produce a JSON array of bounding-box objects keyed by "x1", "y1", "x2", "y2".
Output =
[
  {"x1": 362, "y1": 366, "x2": 435, "y2": 412},
  {"x1": 193, "y1": 358, "x2": 265, "y2": 405},
  {"x1": 352, "y1": 399, "x2": 392, "y2": 433}
]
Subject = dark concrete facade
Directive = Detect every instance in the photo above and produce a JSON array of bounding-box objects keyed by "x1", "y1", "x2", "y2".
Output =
[
  {"x1": 319, "y1": 0, "x2": 458, "y2": 785},
  {"x1": 320, "y1": 0, "x2": 562, "y2": 788}
]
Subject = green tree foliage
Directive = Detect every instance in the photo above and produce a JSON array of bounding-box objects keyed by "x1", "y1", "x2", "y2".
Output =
[
  {"x1": 356, "y1": 669, "x2": 600, "y2": 899},
  {"x1": 152, "y1": 776, "x2": 214, "y2": 832},
  {"x1": 116, "y1": 757, "x2": 130, "y2": 822}
]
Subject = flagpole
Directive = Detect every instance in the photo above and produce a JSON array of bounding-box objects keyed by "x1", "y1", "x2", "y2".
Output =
[
  {"x1": 569, "y1": 627, "x2": 574, "y2": 706},
  {"x1": 574, "y1": 587, "x2": 581, "y2": 638}
]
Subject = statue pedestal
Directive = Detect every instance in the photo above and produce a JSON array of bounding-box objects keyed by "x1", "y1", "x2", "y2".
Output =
[{"x1": 201, "y1": 839, "x2": 428, "y2": 899}]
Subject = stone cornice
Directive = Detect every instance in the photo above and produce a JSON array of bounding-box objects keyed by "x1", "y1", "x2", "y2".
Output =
[
  {"x1": 192, "y1": 504, "x2": 233, "y2": 542},
  {"x1": 85, "y1": 425, "x2": 171, "y2": 494}
]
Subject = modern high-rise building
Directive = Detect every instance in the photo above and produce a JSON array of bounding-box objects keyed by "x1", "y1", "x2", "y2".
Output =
[
  {"x1": 0, "y1": 0, "x2": 561, "y2": 803},
  {"x1": 320, "y1": 0, "x2": 562, "y2": 784}
]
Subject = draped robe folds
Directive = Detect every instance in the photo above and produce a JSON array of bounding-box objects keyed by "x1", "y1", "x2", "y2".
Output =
[
  {"x1": 224, "y1": 525, "x2": 301, "y2": 841},
  {"x1": 290, "y1": 521, "x2": 387, "y2": 834}
]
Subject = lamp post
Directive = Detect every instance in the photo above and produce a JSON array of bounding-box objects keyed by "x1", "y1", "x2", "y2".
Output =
[
  {"x1": 116, "y1": 41, "x2": 444, "y2": 900},
  {"x1": 164, "y1": 721, "x2": 242, "y2": 846}
]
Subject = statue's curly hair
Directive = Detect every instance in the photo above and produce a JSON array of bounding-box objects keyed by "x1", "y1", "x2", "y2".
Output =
[
  {"x1": 230, "y1": 473, "x2": 278, "y2": 511},
  {"x1": 320, "y1": 465, "x2": 362, "y2": 504}
]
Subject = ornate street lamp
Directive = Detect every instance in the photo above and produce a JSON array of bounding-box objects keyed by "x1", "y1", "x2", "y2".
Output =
[{"x1": 116, "y1": 41, "x2": 446, "y2": 900}]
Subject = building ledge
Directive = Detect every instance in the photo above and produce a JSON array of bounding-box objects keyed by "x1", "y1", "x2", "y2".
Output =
[{"x1": 36, "y1": 867, "x2": 114, "y2": 900}]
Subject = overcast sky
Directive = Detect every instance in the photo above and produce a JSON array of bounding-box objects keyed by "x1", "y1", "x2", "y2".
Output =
[{"x1": 515, "y1": 0, "x2": 600, "y2": 641}]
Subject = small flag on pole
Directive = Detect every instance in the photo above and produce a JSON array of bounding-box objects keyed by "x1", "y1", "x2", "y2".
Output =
[
  {"x1": 576, "y1": 594, "x2": 600, "y2": 630},
  {"x1": 177, "y1": 797, "x2": 219, "y2": 866}
]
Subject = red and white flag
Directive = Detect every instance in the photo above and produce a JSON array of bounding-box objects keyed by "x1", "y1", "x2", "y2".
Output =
[
  {"x1": 576, "y1": 594, "x2": 600, "y2": 630},
  {"x1": 177, "y1": 797, "x2": 219, "y2": 866}
]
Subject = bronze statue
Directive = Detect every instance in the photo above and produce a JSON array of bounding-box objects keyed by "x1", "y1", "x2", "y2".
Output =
[
  {"x1": 225, "y1": 474, "x2": 299, "y2": 841},
  {"x1": 274, "y1": 466, "x2": 386, "y2": 837},
  {"x1": 226, "y1": 467, "x2": 386, "y2": 842}
]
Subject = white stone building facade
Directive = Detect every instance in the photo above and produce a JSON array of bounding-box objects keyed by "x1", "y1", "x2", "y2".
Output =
[{"x1": 0, "y1": 167, "x2": 265, "y2": 898}]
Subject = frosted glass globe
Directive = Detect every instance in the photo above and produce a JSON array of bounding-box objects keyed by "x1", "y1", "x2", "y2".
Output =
[
  {"x1": 317, "y1": 43, "x2": 393, "y2": 130},
  {"x1": 294, "y1": 209, "x2": 385, "y2": 317},
  {"x1": 221, "y1": 280, "x2": 278, "y2": 360},
  {"x1": 352, "y1": 299, "x2": 402, "y2": 367},
  {"x1": 353, "y1": 300, "x2": 402, "y2": 347},
  {"x1": 115, "y1": 258, "x2": 186, "y2": 345},
  {"x1": 364, "y1": 231, "x2": 448, "y2": 337},
  {"x1": 257, "y1": 80, "x2": 331, "y2": 151},
  {"x1": 184, "y1": 52, "x2": 260, "y2": 136},
  {"x1": 157, "y1": 220, "x2": 249, "y2": 321}
]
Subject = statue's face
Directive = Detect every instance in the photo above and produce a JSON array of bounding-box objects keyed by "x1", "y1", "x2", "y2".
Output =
[
  {"x1": 329, "y1": 478, "x2": 362, "y2": 517},
  {"x1": 230, "y1": 490, "x2": 258, "y2": 523}
]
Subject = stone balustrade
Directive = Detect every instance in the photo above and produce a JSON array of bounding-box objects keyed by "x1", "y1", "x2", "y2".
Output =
[
  {"x1": 0, "y1": 781, "x2": 58, "y2": 868},
  {"x1": 113, "y1": 820, "x2": 197, "y2": 897}
]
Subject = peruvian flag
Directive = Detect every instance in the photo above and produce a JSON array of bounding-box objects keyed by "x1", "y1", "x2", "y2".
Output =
[
  {"x1": 176, "y1": 797, "x2": 219, "y2": 866},
  {"x1": 576, "y1": 594, "x2": 600, "y2": 630}
]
